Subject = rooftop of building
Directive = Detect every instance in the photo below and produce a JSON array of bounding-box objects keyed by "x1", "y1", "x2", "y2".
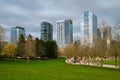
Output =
[{"x1": 11, "y1": 26, "x2": 25, "y2": 29}]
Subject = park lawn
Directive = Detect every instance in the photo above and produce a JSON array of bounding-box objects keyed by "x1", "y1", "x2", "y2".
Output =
[
  {"x1": 103, "y1": 60, "x2": 116, "y2": 65},
  {"x1": 0, "y1": 59, "x2": 120, "y2": 80},
  {"x1": 92, "y1": 59, "x2": 116, "y2": 65}
]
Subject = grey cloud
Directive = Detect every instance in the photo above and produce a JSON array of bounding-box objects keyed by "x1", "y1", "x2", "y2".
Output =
[{"x1": 0, "y1": 0, "x2": 119, "y2": 41}]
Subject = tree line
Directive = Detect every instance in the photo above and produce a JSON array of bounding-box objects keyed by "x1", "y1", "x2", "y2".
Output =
[{"x1": 0, "y1": 34, "x2": 58, "y2": 63}]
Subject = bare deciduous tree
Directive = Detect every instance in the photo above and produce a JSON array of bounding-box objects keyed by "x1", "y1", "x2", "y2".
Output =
[
  {"x1": 0, "y1": 26, "x2": 4, "y2": 56},
  {"x1": 25, "y1": 34, "x2": 35, "y2": 63}
]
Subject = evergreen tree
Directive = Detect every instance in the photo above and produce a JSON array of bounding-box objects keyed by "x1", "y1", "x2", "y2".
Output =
[
  {"x1": 39, "y1": 39, "x2": 45, "y2": 58},
  {"x1": 16, "y1": 34, "x2": 25, "y2": 57},
  {"x1": 45, "y1": 40, "x2": 58, "y2": 58},
  {"x1": 35, "y1": 38, "x2": 39, "y2": 57}
]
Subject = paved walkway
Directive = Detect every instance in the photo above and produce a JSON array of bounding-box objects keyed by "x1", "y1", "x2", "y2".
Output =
[{"x1": 65, "y1": 59, "x2": 119, "y2": 69}]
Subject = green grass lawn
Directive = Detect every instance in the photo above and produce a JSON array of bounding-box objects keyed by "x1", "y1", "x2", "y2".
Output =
[
  {"x1": 0, "y1": 58, "x2": 120, "y2": 80},
  {"x1": 103, "y1": 60, "x2": 117, "y2": 65},
  {"x1": 92, "y1": 59, "x2": 116, "y2": 65}
]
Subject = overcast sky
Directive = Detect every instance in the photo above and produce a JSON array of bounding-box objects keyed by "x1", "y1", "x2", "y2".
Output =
[{"x1": 0, "y1": 0, "x2": 120, "y2": 41}]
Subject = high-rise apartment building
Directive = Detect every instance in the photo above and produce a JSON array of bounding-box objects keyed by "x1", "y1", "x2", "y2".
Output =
[
  {"x1": 101, "y1": 27, "x2": 111, "y2": 48},
  {"x1": 41, "y1": 21, "x2": 53, "y2": 41},
  {"x1": 56, "y1": 19, "x2": 73, "y2": 47},
  {"x1": 11, "y1": 26, "x2": 25, "y2": 44},
  {"x1": 80, "y1": 11, "x2": 97, "y2": 47}
]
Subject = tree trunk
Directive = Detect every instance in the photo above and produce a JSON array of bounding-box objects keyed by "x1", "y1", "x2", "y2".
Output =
[
  {"x1": 87, "y1": 57, "x2": 90, "y2": 65},
  {"x1": 27, "y1": 56, "x2": 30, "y2": 64},
  {"x1": 14, "y1": 54, "x2": 17, "y2": 62},
  {"x1": 14, "y1": 55, "x2": 16, "y2": 62},
  {"x1": 115, "y1": 56, "x2": 118, "y2": 68},
  {"x1": 100, "y1": 57, "x2": 103, "y2": 67},
  {"x1": 118, "y1": 56, "x2": 120, "y2": 69}
]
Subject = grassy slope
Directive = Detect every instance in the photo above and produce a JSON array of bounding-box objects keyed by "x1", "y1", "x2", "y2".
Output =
[{"x1": 0, "y1": 59, "x2": 120, "y2": 80}]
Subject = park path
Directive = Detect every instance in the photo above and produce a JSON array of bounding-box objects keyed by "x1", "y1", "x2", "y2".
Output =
[
  {"x1": 65, "y1": 59, "x2": 119, "y2": 69},
  {"x1": 101, "y1": 64, "x2": 118, "y2": 69}
]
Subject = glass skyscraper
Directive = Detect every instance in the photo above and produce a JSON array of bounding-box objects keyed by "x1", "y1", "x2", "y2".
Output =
[
  {"x1": 11, "y1": 26, "x2": 25, "y2": 44},
  {"x1": 80, "y1": 11, "x2": 97, "y2": 47},
  {"x1": 100, "y1": 27, "x2": 111, "y2": 48},
  {"x1": 41, "y1": 21, "x2": 53, "y2": 41},
  {"x1": 56, "y1": 19, "x2": 73, "y2": 48}
]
